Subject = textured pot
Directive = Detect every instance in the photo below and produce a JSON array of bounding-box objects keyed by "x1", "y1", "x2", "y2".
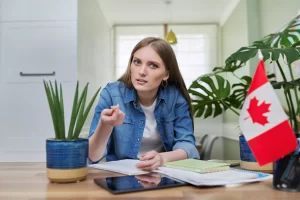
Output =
[
  {"x1": 239, "y1": 135, "x2": 273, "y2": 172},
  {"x1": 46, "y1": 138, "x2": 88, "y2": 183}
]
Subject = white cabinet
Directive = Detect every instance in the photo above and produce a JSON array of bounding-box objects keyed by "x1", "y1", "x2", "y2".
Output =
[
  {"x1": 1, "y1": 21, "x2": 77, "y2": 83},
  {"x1": 0, "y1": 0, "x2": 78, "y2": 161},
  {"x1": 0, "y1": 0, "x2": 77, "y2": 21}
]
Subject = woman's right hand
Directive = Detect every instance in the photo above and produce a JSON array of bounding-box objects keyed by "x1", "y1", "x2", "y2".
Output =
[{"x1": 100, "y1": 105, "x2": 125, "y2": 127}]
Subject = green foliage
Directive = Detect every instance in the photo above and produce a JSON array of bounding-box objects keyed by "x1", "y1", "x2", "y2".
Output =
[
  {"x1": 43, "y1": 80, "x2": 101, "y2": 140},
  {"x1": 189, "y1": 75, "x2": 232, "y2": 118},
  {"x1": 189, "y1": 14, "x2": 300, "y2": 130}
]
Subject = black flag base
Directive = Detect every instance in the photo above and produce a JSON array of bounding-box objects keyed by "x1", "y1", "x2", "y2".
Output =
[{"x1": 273, "y1": 141, "x2": 300, "y2": 192}]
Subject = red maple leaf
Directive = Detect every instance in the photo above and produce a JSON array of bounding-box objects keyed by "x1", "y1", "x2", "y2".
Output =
[{"x1": 247, "y1": 97, "x2": 271, "y2": 125}]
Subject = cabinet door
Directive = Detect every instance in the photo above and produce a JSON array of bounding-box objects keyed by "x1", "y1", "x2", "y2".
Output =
[
  {"x1": 0, "y1": 21, "x2": 77, "y2": 161},
  {"x1": 0, "y1": 0, "x2": 77, "y2": 22},
  {"x1": 0, "y1": 21, "x2": 77, "y2": 83}
]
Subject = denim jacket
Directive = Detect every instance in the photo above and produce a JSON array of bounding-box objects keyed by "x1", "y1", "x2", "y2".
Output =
[{"x1": 89, "y1": 81, "x2": 200, "y2": 162}]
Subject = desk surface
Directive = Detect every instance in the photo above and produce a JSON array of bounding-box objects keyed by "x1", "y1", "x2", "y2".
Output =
[{"x1": 1, "y1": 162, "x2": 300, "y2": 200}]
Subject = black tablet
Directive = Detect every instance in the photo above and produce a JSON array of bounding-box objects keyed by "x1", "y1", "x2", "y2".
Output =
[{"x1": 94, "y1": 172, "x2": 187, "y2": 194}]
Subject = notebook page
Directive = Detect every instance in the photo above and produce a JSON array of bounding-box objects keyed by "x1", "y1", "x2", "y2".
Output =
[{"x1": 89, "y1": 159, "x2": 150, "y2": 175}]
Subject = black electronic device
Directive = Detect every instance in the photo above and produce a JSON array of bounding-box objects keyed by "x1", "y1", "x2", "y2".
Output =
[{"x1": 94, "y1": 173, "x2": 187, "y2": 194}]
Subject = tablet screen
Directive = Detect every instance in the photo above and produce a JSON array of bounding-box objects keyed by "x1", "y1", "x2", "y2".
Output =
[{"x1": 94, "y1": 172, "x2": 187, "y2": 194}]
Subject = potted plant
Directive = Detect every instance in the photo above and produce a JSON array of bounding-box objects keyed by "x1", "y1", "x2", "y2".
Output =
[
  {"x1": 188, "y1": 14, "x2": 300, "y2": 191},
  {"x1": 43, "y1": 80, "x2": 101, "y2": 183}
]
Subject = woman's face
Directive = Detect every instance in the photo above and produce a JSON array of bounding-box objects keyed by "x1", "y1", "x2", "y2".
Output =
[{"x1": 130, "y1": 46, "x2": 169, "y2": 95}]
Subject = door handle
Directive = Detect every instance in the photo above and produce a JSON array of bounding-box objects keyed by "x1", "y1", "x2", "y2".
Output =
[{"x1": 20, "y1": 71, "x2": 56, "y2": 76}]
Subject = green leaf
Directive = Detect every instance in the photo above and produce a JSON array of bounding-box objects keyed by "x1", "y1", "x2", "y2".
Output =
[
  {"x1": 67, "y1": 81, "x2": 79, "y2": 140},
  {"x1": 225, "y1": 41, "x2": 300, "y2": 67},
  {"x1": 230, "y1": 76, "x2": 252, "y2": 109},
  {"x1": 271, "y1": 78, "x2": 300, "y2": 90},
  {"x1": 43, "y1": 80, "x2": 59, "y2": 139},
  {"x1": 188, "y1": 75, "x2": 231, "y2": 118},
  {"x1": 59, "y1": 83, "x2": 65, "y2": 140},
  {"x1": 72, "y1": 84, "x2": 88, "y2": 139},
  {"x1": 262, "y1": 15, "x2": 300, "y2": 48},
  {"x1": 54, "y1": 81, "x2": 65, "y2": 139},
  {"x1": 72, "y1": 86, "x2": 102, "y2": 140}
]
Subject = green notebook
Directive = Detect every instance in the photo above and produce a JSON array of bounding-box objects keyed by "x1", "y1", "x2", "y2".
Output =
[{"x1": 164, "y1": 159, "x2": 230, "y2": 173}]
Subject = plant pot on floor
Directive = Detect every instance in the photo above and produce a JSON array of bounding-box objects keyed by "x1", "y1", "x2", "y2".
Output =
[
  {"x1": 239, "y1": 135, "x2": 273, "y2": 172},
  {"x1": 46, "y1": 138, "x2": 89, "y2": 183},
  {"x1": 273, "y1": 139, "x2": 300, "y2": 192}
]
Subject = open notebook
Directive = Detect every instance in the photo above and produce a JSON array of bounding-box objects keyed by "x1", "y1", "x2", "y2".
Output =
[{"x1": 89, "y1": 159, "x2": 149, "y2": 175}]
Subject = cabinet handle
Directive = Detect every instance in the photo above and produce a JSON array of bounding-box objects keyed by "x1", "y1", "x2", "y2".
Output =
[{"x1": 20, "y1": 71, "x2": 56, "y2": 76}]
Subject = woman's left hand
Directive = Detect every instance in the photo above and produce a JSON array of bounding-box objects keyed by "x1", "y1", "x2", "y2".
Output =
[{"x1": 136, "y1": 150, "x2": 164, "y2": 171}]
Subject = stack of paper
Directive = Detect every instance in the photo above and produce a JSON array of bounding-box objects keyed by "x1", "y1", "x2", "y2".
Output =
[
  {"x1": 155, "y1": 167, "x2": 271, "y2": 186},
  {"x1": 89, "y1": 159, "x2": 272, "y2": 186}
]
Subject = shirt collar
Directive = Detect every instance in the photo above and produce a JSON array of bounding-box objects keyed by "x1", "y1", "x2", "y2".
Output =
[{"x1": 124, "y1": 86, "x2": 166, "y2": 104}]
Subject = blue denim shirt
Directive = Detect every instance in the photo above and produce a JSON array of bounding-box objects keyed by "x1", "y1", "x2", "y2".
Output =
[{"x1": 89, "y1": 81, "x2": 200, "y2": 162}]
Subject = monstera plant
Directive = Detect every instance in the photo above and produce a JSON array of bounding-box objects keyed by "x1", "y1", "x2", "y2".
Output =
[
  {"x1": 189, "y1": 14, "x2": 300, "y2": 133},
  {"x1": 188, "y1": 14, "x2": 300, "y2": 192}
]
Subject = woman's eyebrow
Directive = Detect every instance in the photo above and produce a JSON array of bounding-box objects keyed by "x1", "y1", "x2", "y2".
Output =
[
  {"x1": 148, "y1": 60, "x2": 160, "y2": 66},
  {"x1": 133, "y1": 57, "x2": 161, "y2": 65}
]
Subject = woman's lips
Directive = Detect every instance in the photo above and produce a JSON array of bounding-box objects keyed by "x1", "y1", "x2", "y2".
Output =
[{"x1": 136, "y1": 79, "x2": 147, "y2": 84}]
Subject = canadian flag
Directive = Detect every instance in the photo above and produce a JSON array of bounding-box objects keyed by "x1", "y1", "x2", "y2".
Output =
[{"x1": 239, "y1": 60, "x2": 298, "y2": 166}]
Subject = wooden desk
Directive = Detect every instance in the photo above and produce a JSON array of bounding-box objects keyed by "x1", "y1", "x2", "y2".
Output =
[{"x1": 1, "y1": 162, "x2": 300, "y2": 200}]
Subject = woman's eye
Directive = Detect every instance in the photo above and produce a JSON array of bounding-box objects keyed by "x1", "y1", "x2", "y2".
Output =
[
  {"x1": 133, "y1": 60, "x2": 141, "y2": 65},
  {"x1": 150, "y1": 63, "x2": 158, "y2": 68}
]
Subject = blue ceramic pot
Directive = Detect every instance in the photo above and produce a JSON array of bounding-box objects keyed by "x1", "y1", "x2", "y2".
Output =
[
  {"x1": 239, "y1": 135, "x2": 256, "y2": 162},
  {"x1": 46, "y1": 138, "x2": 89, "y2": 183}
]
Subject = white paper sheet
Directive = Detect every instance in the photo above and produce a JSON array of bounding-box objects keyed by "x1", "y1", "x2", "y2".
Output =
[{"x1": 89, "y1": 159, "x2": 150, "y2": 175}]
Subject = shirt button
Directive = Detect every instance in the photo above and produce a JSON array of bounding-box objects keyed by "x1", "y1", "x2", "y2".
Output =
[
  {"x1": 141, "y1": 121, "x2": 144, "y2": 124},
  {"x1": 137, "y1": 138, "x2": 140, "y2": 141}
]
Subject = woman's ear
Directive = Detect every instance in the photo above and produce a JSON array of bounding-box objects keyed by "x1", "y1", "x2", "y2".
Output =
[{"x1": 163, "y1": 71, "x2": 169, "y2": 81}]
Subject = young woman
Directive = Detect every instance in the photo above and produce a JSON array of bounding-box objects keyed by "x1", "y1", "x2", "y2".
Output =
[{"x1": 89, "y1": 37, "x2": 199, "y2": 171}]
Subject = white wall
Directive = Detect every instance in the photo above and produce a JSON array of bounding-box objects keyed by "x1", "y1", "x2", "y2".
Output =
[
  {"x1": 78, "y1": 0, "x2": 113, "y2": 136},
  {"x1": 259, "y1": 0, "x2": 300, "y2": 38},
  {"x1": 221, "y1": 0, "x2": 249, "y2": 141}
]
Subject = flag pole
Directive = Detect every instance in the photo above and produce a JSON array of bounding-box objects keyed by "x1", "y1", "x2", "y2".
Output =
[{"x1": 258, "y1": 49, "x2": 263, "y2": 60}]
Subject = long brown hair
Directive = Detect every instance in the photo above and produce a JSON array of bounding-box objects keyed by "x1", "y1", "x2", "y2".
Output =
[{"x1": 118, "y1": 37, "x2": 194, "y2": 128}]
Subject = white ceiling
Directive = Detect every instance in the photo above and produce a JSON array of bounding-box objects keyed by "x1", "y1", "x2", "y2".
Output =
[{"x1": 97, "y1": 0, "x2": 240, "y2": 26}]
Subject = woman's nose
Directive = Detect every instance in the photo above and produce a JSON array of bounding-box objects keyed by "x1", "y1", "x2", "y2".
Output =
[{"x1": 138, "y1": 65, "x2": 147, "y2": 76}]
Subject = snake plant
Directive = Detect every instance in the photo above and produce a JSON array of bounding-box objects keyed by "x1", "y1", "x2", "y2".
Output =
[
  {"x1": 189, "y1": 14, "x2": 300, "y2": 132},
  {"x1": 43, "y1": 80, "x2": 101, "y2": 140}
]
